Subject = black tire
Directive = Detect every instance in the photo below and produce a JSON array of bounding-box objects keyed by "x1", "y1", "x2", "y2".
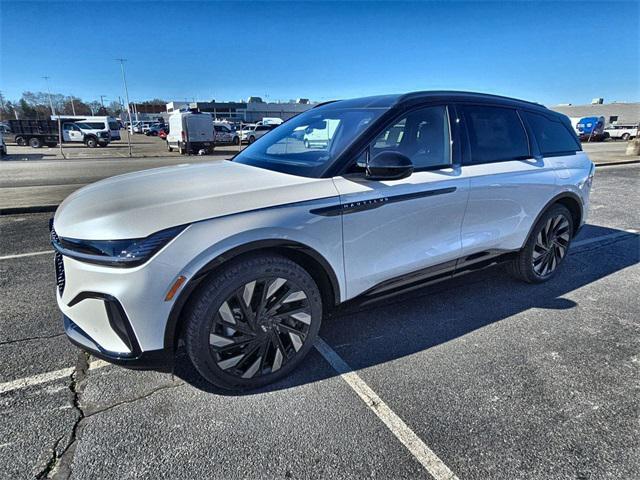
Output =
[
  {"x1": 248, "y1": 135, "x2": 255, "y2": 144},
  {"x1": 16, "y1": 136, "x2": 26, "y2": 146},
  {"x1": 28, "y1": 137, "x2": 42, "y2": 148},
  {"x1": 621, "y1": 133, "x2": 630, "y2": 141},
  {"x1": 232, "y1": 136, "x2": 240, "y2": 145},
  {"x1": 85, "y1": 137, "x2": 97, "y2": 148},
  {"x1": 167, "y1": 142, "x2": 173, "y2": 152},
  {"x1": 508, "y1": 204, "x2": 573, "y2": 283},
  {"x1": 185, "y1": 254, "x2": 322, "y2": 390}
]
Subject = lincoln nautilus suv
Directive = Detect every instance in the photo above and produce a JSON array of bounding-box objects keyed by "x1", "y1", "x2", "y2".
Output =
[{"x1": 51, "y1": 91, "x2": 594, "y2": 390}]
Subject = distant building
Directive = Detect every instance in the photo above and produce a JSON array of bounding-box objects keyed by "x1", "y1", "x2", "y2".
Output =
[
  {"x1": 166, "y1": 101, "x2": 190, "y2": 113},
  {"x1": 550, "y1": 101, "x2": 640, "y2": 126},
  {"x1": 181, "y1": 99, "x2": 316, "y2": 122}
]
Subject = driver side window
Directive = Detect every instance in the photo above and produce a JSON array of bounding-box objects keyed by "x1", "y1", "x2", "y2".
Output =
[{"x1": 370, "y1": 105, "x2": 451, "y2": 170}]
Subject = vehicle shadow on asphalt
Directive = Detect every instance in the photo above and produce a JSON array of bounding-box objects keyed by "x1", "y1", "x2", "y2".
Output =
[{"x1": 172, "y1": 224, "x2": 639, "y2": 396}]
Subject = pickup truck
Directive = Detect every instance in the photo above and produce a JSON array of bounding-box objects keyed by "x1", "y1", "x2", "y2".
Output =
[
  {"x1": 7, "y1": 119, "x2": 110, "y2": 148},
  {"x1": 603, "y1": 124, "x2": 638, "y2": 141}
]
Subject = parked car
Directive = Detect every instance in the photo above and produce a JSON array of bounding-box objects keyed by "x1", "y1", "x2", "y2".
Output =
[
  {"x1": 132, "y1": 121, "x2": 155, "y2": 134},
  {"x1": 575, "y1": 116, "x2": 607, "y2": 142},
  {"x1": 214, "y1": 123, "x2": 240, "y2": 145},
  {"x1": 603, "y1": 123, "x2": 638, "y2": 141},
  {"x1": 241, "y1": 124, "x2": 275, "y2": 144},
  {"x1": 165, "y1": 111, "x2": 214, "y2": 154},
  {"x1": 146, "y1": 124, "x2": 167, "y2": 136},
  {"x1": 0, "y1": 131, "x2": 6, "y2": 157},
  {"x1": 51, "y1": 91, "x2": 593, "y2": 390}
]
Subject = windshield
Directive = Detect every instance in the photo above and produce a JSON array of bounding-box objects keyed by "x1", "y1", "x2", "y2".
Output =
[{"x1": 233, "y1": 106, "x2": 387, "y2": 177}]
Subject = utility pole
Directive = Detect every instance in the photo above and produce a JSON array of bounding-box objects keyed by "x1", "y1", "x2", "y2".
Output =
[
  {"x1": 116, "y1": 58, "x2": 133, "y2": 157},
  {"x1": 43, "y1": 76, "x2": 64, "y2": 158},
  {"x1": 99, "y1": 95, "x2": 107, "y2": 109},
  {"x1": 70, "y1": 97, "x2": 76, "y2": 115},
  {"x1": 0, "y1": 90, "x2": 5, "y2": 122},
  {"x1": 42, "y1": 76, "x2": 56, "y2": 115}
]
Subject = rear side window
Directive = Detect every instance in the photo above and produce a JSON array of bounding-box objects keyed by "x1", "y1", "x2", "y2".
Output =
[
  {"x1": 521, "y1": 111, "x2": 580, "y2": 155},
  {"x1": 461, "y1": 105, "x2": 529, "y2": 164}
]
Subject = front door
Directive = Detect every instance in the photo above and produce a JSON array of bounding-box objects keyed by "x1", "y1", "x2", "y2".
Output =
[
  {"x1": 62, "y1": 123, "x2": 83, "y2": 142},
  {"x1": 333, "y1": 104, "x2": 470, "y2": 299}
]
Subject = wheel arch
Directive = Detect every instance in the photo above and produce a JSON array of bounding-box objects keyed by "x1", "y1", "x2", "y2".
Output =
[
  {"x1": 163, "y1": 239, "x2": 341, "y2": 353},
  {"x1": 525, "y1": 191, "x2": 584, "y2": 245}
]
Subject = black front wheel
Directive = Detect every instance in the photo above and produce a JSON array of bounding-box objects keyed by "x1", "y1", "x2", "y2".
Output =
[
  {"x1": 85, "y1": 137, "x2": 97, "y2": 148},
  {"x1": 185, "y1": 254, "x2": 322, "y2": 390},
  {"x1": 509, "y1": 204, "x2": 573, "y2": 283}
]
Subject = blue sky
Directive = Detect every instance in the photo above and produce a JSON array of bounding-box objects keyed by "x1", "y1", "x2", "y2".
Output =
[{"x1": 1, "y1": 1, "x2": 638, "y2": 106}]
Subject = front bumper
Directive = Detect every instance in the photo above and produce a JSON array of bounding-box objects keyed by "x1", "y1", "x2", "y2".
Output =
[{"x1": 64, "y1": 315, "x2": 172, "y2": 370}]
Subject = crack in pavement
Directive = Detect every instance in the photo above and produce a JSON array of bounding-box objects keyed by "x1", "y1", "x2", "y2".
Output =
[
  {"x1": 0, "y1": 333, "x2": 65, "y2": 346},
  {"x1": 39, "y1": 351, "x2": 89, "y2": 480},
  {"x1": 83, "y1": 381, "x2": 185, "y2": 418},
  {"x1": 34, "y1": 354, "x2": 183, "y2": 479}
]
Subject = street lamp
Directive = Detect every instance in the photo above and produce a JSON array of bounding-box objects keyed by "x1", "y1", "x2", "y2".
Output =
[
  {"x1": 42, "y1": 76, "x2": 56, "y2": 115},
  {"x1": 116, "y1": 58, "x2": 133, "y2": 157},
  {"x1": 43, "y1": 76, "x2": 64, "y2": 158}
]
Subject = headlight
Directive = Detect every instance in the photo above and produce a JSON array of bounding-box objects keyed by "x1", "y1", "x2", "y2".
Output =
[{"x1": 52, "y1": 225, "x2": 187, "y2": 267}]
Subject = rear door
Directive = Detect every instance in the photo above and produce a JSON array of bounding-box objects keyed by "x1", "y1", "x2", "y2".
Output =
[
  {"x1": 333, "y1": 104, "x2": 470, "y2": 298},
  {"x1": 456, "y1": 104, "x2": 558, "y2": 258}
]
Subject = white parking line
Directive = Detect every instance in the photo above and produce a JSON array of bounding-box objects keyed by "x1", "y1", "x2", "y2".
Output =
[
  {"x1": 0, "y1": 250, "x2": 51, "y2": 261},
  {"x1": 0, "y1": 361, "x2": 107, "y2": 395},
  {"x1": 572, "y1": 229, "x2": 638, "y2": 248},
  {"x1": 315, "y1": 337, "x2": 459, "y2": 480}
]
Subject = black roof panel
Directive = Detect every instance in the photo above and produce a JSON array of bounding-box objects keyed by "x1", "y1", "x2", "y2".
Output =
[{"x1": 318, "y1": 90, "x2": 549, "y2": 112}]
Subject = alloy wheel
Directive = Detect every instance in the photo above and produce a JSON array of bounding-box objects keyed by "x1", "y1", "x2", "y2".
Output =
[
  {"x1": 532, "y1": 214, "x2": 570, "y2": 276},
  {"x1": 209, "y1": 277, "x2": 312, "y2": 379}
]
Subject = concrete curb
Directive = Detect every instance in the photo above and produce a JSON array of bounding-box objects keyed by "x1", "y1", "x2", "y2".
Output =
[
  {"x1": 594, "y1": 160, "x2": 640, "y2": 167},
  {"x1": 0, "y1": 205, "x2": 58, "y2": 216}
]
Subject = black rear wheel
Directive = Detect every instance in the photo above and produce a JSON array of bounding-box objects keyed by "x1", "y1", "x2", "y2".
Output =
[
  {"x1": 509, "y1": 204, "x2": 573, "y2": 283},
  {"x1": 28, "y1": 137, "x2": 42, "y2": 148},
  {"x1": 185, "y1": 254, "x2": 322, "y2": 390}
]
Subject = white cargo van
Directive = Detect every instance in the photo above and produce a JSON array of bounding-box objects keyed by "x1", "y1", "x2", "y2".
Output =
[
  {"x1": 52, "y1": 116, "x2": 120, "y2": 140},
  {"x1": 166, "y1": 111, "x2": 215, "y2": 154}
]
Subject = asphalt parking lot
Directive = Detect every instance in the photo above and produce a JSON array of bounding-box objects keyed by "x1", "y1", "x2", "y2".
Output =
[{"x1": 0, "y1": 163, "x2": 639, "y2": 480}]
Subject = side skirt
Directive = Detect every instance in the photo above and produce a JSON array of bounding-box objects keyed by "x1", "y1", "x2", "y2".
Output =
[{"x1": 357, "y1": 249, "x2": 517, "y2": 305}]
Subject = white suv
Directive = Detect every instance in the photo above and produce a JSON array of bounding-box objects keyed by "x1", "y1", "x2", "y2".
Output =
[
  {"x1": 52, "y1": 92, "x2": 594, "y2": 390},
  {"x1": 603, "y1": 124, "x2": 638, "y2": 141}
]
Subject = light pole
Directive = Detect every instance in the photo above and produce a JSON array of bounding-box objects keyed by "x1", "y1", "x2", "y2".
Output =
[
  {"x1": 43, "y1": 76, "x2": 64, "y2": 158},
  {"x1": 42, "y1": 76, "x2": 56, "y2": 115},
  {"x1": 99, "y1": 95, "x2": 107, "y2": 109},
  {"x1": 116, "y1": 58, "x2": 133, "y2": 156}
]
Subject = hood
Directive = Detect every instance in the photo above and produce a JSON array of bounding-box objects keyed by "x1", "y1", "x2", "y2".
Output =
[{"x1": 54, "y1": 160, "x2": 338, "y2": 240}]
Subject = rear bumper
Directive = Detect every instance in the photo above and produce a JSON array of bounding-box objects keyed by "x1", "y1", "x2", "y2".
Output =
[{"x1": 64, "y1": 315, "x2": 173, "y2": 371}]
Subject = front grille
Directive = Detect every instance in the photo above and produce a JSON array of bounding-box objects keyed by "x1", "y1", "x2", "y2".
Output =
[{"x1": 55, "y1": 252, "x2": 65, "y2": 295}]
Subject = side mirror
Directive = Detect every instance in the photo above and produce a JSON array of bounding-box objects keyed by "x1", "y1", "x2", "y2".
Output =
[{"x1": 366, "y1": 151, "x2": 413, "y2": 180}]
